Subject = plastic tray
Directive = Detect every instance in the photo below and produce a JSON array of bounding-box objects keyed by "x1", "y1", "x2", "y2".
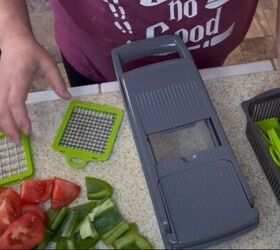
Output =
[{"x1": 242, "y1": 88, "x2": 280, "y2": 201}]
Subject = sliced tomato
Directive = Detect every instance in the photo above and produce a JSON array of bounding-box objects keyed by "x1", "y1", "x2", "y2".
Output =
[
  {"x1": 20, "y1": 179, "x2": 54, "y2": 205},
  {"x1": 21, "y1": 205, "x2": 48, "y2": 227},
  {"x1": 0, "y1": 189, "x2": 21, "y2": 236},
  {"x1": 0, "y1": 212, "x2": 45, "y2": 249},
  {"x1": 51, "y1": 178, "x2": 81, "y2": 209}
]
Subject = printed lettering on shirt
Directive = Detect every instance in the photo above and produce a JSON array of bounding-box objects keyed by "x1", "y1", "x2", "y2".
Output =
[{"x1": 103, "y1": 0, "x2": 235, "y2": 51}]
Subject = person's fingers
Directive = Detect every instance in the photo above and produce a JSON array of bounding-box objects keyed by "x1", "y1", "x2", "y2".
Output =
[
  {"x1": 0, "y1": 74, "x2": 21, "y2": 144},
  {"x1": 0, "y1": 106, "x2": 21, "y2": 145},
  {"x1": 41, "y1": 58, "x2": 72, "y2": 100},
  {"x1": 9, "y1": 84, "x2": 31, "y2": 136}
]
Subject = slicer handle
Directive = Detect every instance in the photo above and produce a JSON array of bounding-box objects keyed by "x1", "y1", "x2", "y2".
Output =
[{"x1": 112, "y1": 35, "x2": 191, "y2": 76}]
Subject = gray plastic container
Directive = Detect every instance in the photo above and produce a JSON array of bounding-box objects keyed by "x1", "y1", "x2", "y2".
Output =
[
  {"x1": 112, "y1": 35, "x2": 259, "y2": 249},
  {"x1": 242, "y1": 88, "x2": 280, "y2": 201}
]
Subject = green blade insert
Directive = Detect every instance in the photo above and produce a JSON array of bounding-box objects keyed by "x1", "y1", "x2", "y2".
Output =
[
  {"x1": 0, "y1": 133, "x2": 35, "y2": 186},
  {"x1": 53, "y1": 100, "x2": 123, "y2": 168}
]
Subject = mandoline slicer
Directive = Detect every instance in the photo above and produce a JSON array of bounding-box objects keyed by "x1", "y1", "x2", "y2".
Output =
[
  {"x1": 112, "y1": 35, "x2": 259, "y2": 249},
  {"x1": 53, "y1": 100, "x2": 123, "y2": 168},
  {"x1": 0, "y1": 132, "x2": 34, "y2": 186}
]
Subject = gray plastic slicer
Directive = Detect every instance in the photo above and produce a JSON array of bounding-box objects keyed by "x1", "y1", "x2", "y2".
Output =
[{"x1": 112, "y1": 35, "x2": 259, "y2": 249}]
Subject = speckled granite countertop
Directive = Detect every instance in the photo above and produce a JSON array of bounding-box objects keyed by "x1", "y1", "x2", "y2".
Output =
[{"x1": 27, "y1": 71, "x2": 280, "y2": 249}]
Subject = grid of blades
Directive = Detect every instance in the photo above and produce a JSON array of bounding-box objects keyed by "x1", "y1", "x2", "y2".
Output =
[
  {"x1": 60, "y1": 107, "x2": 117, "y2": 154},
  {"x1": 0, "y1": 137, "x2": 27, "y2": 179}
]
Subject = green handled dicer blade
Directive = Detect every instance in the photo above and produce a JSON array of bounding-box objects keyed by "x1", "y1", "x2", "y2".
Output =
[
  {"x1": 257, "y1": 118, "x2": 280, "y2": 167},
  {"x1": 53, "y1": 100, "x2": 123, "y2": 168},
  {"x1": 0, "y1": 133, "x2": 35, "y2": 186}
]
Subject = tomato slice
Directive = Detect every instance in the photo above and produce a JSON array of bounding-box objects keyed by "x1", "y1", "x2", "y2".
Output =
[
  {"x1": 21, "y1": 205, "x2": 48, "y2": 227},
  {"x1": 20, "y1": 179, "x2": 54, "y2": 205},
  {"x1": 51, "y1": 178, "x2": 81, "y2": 209},
  {"x1": 0, "y1": 212, "x2": 45, "y2": 250},
  {"x1": 0, "y1": 189, "x2": 21, "y2": 236}
]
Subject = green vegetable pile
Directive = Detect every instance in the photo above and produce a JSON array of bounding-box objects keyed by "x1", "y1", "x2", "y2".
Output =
[{"x1": 37, "y1": 177, "x2": 153, "y2": 249}]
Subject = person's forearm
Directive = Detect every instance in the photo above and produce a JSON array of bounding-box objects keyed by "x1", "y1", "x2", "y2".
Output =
[{"x1": 0, "y1": 0, "x2": 33, "y2": 46}]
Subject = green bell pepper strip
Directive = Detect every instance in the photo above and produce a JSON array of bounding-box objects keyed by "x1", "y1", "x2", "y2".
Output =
[
  {"x1": 74, "y1": 232, "x2": 100, "y2": 249},
  {"x1": 69, "y1": 202, "x2": 97, "y2": 218},
  {"x1": 49, "y1": 207, "x2": 68, "y2": 231},
  {"x1": 56, "y1": 210, "x2": 80, "y2": 239},
  {"x1": 66, "y1": 239, "x2": 76, "y2": 249},
  {"x1": 78, "y1": 216, "x2": 99, "y2": 239},
  {"x1": 47, "y1": 209, "x2": 59, "y2": 227},
  {"x1": 56, "y1": 238, "x2": 75, "y2": 249},
  {"x1": 36, "y1": 229, "x2": 53, "y2": 249},
  {"x1": 85, "y1": 177, "x2": 113, "y2": 200},
  {"x1": 88, "y1": 199, "x2": 115, "y2": 221},
  {"x1": 112, "y1": 224, "x2": 153, "y2": 249},
  {"x1": 93, "y1": 207, "x2": 123, "y2": 235},
  {"x1": 112, "y1": 225, "x2": 137, "y2": 249},
  {"x1": 135, "y1": 235, "x2": 153, "y2": 250},
  {"x1": 56, "y1": 237, "x2": 68, "y2": 249},
  {"x1": 101, "y1": 220, "x2": 130, "y2": 246}
]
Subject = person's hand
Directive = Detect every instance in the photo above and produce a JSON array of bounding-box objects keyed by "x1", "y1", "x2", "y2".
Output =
[{"x1": 0, "y1": 35, "x2": 71, "y2": 144}]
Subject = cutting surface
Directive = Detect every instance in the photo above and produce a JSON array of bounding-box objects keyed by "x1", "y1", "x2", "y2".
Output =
[{"x1": 24, "y1": 71, "x2": 280, "y2": 249}]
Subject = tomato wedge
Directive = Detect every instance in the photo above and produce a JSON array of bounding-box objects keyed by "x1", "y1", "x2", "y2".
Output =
[
  {"x1": 22, "y1": 205, "x2": 48, "y2": 227},
  {"x1": 0, "y1": 212, "x2": 45, "y2": 249},
  {"x1": 51, "y1": 178, "x2": 81, "y2": 209},
  {"x1": 20, "y1": 179, "x2": 54, "y2": 205},
  {"x1": 0, "y1": 189, "x2": 21, "y2": 236}
]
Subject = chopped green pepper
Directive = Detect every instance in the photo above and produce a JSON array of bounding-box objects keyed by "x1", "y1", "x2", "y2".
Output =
[
  {"x1": 37, "y1": 229, "x2": 53, "y2": 249},
  {"x1": 85, "y1": 177, "x2": 113, "y2": 200},
  {"x1": 56, "y1": 237, "x2": 68, "y2": 249},
  {"x1": 49, "y1": 207, "x2": 68, "y2": 231},
  {"x1": 135, "y1": 235, "x2": 153, "y2": 250},
  {"x1": 74, "y1": 232, "x2": 99, "y2": 249},
  {"x1": 88, "y1": 199, "x2": 115, "y2": 221},
  {"x1": 93, "y1": 207, "x2": 123, "y2": 235},
  {"x1": 101, "y1": 220, "x2": 130, "y2": 246},
  {"x1": 79, "y1": 216, "x2": 99, "y2": 239},
  {"x1": 112, "y1": 224, "x2": 153, "y2": 249},
  {"x1": 47, "y1": 208, "x2": 59, "y2": 227},
  {"x1": 66, "y1": 239, "x2": 76, "y2": 249},
  {"x1": 69, "y1": 202, "x2": 97, "y2": 218},
  {"x1": 56, "y1": 238, "x2": 76, "y2": 249},
  {"x1": 56, "y1": 210, "x2": 80, "y2": 239}
]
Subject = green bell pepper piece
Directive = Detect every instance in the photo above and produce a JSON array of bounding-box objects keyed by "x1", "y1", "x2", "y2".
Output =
[
  {"x1": 79, "y1": 216, "x2": 99, "y2": 239},
  {"x1": 69, "y1": 202, "x2": 97, "y2": 218},
  {"x1": 56, "y1": 238, "x2": 75, "y2": 249},
  {"x1": 56, "y1": 210, "x2": 80, "y2": 239},
  {"x1": 47, "y1": 208, "x2": 59, "y2": 227},
  {"x1": 48, "y1": 207, "x2": 68, "y2": 231},
  {"x1": 74, "y1": 232, "x2": 99, "y2": 249},
  {"x1": 56, "y1": 237, "x2": 68, "y2": 249},
  {"x1": 85, "y1": 177, "x2": 113, "y2": 200},
  {"x1": 101, "y1": 220, "x2": 130, "y2": 246},
  {"x1": 93, "y1": 207, "x2": 123, "y2": 235},
  {"x1": 112, "y1": 224, "x2": 153, "y2": 249},
  {"x1": 88, "y1": 199, "x2": 115, "y2": 221},
  {"x1": 135, "y1": 235, "x2": 153, "y2": 250},
  {"x1": 66, "y1": 239, "x2": 75, "y2": 249},
  {"x1": 37, "y1": 229, "x2": 53, "y2": 249}
]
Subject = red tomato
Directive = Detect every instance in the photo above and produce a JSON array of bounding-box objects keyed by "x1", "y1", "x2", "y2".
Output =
[
  {"x1": 51, "y1": 178, "x2": 81, "y2": 209},
  {"x1": 20, "y1": 179, "x2": 54, "y2": 205},
  {"x1": 21, "y1": 205, "x2": 48, "y2": 227},
  {"x1": 0, "y1": 189, "x2": 21, "y2": 236},
  {"x1": 0, "y1": 212, "x2": 45, "y2": 249}
]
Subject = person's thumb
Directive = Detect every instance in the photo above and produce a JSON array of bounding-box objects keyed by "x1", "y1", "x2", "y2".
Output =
[{"x1": 42, "y1": 57, "x2": 72, "y2": 100}]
